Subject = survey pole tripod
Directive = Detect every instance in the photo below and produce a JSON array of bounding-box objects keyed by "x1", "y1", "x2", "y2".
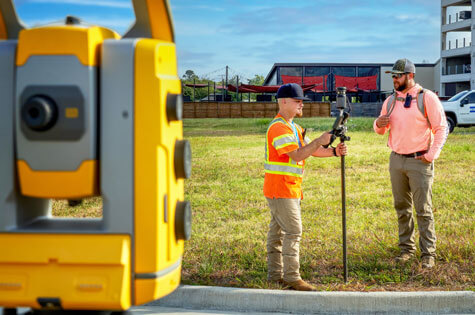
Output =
[
  {"x1": 325, "y1": 86, "x2": 351, "y2": 283},
  {"x1": 338, "y1": 131, "x2": 350, "y2": 283},
  {"x1": 324, "y1": 114, "x2": 350, "y2": 283}
]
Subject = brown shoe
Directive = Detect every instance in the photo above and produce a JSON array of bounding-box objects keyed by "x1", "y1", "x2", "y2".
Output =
[
  {"x1": 283, "y1": 279, "x2": 317, "y2": 291},
  {"x1": 268, "y1": 278, "x2": 284, "y2": 285},
  {"x1": 422, "y1": 256, "x2": 435, "y2": 269},
  {"x1": 395, "y1": 252, "x2": 414, "y2": 264}
]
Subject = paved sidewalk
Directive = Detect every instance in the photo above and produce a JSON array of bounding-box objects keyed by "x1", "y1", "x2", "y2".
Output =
[
  {"x1": 149, "y1": 285, "x2": 475, "y2": 314},
  {"x1": 132, "y1": 306, "x2": 293, "y2": 314}
]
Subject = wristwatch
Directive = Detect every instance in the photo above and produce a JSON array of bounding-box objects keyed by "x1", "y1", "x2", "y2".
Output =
[{"x1": 332, "y1": 147, "x2": 337, "y2": 157}]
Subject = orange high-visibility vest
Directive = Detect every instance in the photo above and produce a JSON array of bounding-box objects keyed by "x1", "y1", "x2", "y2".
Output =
[{"x1": 263, "y1": 114, "x2": 306, "y2": 199}]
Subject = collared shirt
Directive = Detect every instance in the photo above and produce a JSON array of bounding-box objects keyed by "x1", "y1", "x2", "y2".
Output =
[{"x1": 373, "y1": 84, "x2": 448, "y2": 162}]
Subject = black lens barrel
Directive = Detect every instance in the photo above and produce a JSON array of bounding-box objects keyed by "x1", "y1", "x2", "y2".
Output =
[{"x1": 21, "y1": 95, "x2": 58, "y2": 131}]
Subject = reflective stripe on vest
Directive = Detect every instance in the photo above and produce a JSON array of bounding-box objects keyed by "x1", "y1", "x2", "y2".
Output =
[
  {"x1": 265, "y1": 117, "x2": 303, "y2": 177},
  {"x1": 265, "y1": 118, "x2": 286, "y2": 161},
  {"x1": 273, "y1": 134, "x2": 297, "y2": 150},
  {"x1": 264, "y1": 161, "x2": 303, "y2": 177}
]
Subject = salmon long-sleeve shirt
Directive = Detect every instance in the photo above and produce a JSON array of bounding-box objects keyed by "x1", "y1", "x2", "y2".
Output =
[{"x1": 373, "y1": 84, "x2": 448, "y2": 162}]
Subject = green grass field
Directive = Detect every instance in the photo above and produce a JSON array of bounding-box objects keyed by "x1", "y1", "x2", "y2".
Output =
[{"x1": 53, "y1": 117, "x2": 475, "y2": 291}]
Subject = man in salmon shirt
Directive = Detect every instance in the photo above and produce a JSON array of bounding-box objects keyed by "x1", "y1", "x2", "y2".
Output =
[
  {"x1": 374, "y1": 59, "x2": 448, "y2": 269},
  {"x1": 264, "y1": 83, "x2": 347, "y2": 291}
]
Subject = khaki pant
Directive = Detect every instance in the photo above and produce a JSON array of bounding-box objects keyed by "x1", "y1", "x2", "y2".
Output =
[
  {"x1": 266, "y1": 197, "x2": 302, "y2": 282},
  {"x1": 389, "y1": 152, "x2": 436, "y2": 258}
]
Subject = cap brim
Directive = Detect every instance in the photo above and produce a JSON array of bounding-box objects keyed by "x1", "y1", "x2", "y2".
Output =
[
  {"x1": 385, "y1": 70, "x2": 405, "y2": 74},
  {"x1": 293, "y1": 96, "x2": 311, "y2": 101}
]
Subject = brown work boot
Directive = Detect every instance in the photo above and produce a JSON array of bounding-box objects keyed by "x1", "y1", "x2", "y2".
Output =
[
  {"x1": 421, "y1": 256, "x2": 435, "y2": 269},
  {"x1": 395, "y1": 252, "x2": 414, "y2": 264},
  {"x1": 268, "y1": 278, "x2": 284, "y2": 285},
  {"x1": 283, "y1": 279, "x2": 317, "y2": 291}
]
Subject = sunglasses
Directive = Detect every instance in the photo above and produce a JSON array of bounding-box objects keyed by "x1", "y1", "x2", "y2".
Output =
[
  {"x1": 392, "y1": 73, "x2": 407, "y2": 79},
  {"x1": 404, "y1": 94, "x2": 412, "y2": 108}
]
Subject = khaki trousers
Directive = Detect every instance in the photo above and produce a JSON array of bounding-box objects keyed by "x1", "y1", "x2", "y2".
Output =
[
  {"x1": 266, "y1": 197, "x2": 302, "y2": 282},
  {"x1": 389, "y1": 152, "x2": 436, "y2": 258}
]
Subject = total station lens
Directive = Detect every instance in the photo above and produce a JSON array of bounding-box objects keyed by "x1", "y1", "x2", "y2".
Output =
[{"x1": 21, "y1": 95, "x2": 58, "y2": 131}]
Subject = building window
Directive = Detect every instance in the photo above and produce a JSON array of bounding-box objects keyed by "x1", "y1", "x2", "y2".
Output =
[
  {"x1": 305, "y1": 67, "x2": 330, "y2": 77},
  {"x1": 267, "y1": 70, "x2": 277, "y2": 85},
  {"x1": 358, "y1": 67, "x2": 378, "y2": 77},
  {"x1": 358, "y1": 67, "x2": 380, "y2": 90},
  {"x1": 332, "y1": 66, "x2": 356, "y2": 77},
  {"x1": 279, "y1": 67, "x2": 303, "y2": 84},
  {"x1": 304, "y1": 67, "x2": 330, "y2": 91}
]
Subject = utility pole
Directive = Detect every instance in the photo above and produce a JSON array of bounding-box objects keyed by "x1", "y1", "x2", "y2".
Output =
[
  {"x1": 225, "y1": 65, "x2": 228, "y2": 100},
  {"x1": 236, "y1": 75, "x2": 239, "y2": 102},
  {"x1": 193, "y1": 78, "x2": 195, "y2": 102}
]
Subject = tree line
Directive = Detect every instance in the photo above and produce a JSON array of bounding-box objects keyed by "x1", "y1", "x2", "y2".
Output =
[{"x1": 181, "y1": 70, "x2": 265, "y2": 102}]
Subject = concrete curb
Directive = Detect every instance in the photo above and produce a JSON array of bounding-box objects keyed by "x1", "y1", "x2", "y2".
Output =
[{"x1": 148, "y1": 285, "x2": 475, "y2": 314}]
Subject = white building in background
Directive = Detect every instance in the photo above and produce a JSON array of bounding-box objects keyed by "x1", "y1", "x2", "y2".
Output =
[{"x1": 441, "y1": 0, "x2": 475, "y2": 96}]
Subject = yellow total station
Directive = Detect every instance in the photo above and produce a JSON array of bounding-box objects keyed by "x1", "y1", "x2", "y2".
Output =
[{"x1": 0, "y1": 0, "x2": 191, "y2": 312}]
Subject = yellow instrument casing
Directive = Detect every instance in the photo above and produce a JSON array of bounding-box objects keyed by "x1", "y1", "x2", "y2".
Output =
[
  {"x1": 0, "y1": 234, "x2": 131, "y2": 310},
  {"x1": 0, "y1": 0, "x2": 191, "y2": 311},
  {"x1": 133, "y1": 38, "x2": 184, "y2": 304}
]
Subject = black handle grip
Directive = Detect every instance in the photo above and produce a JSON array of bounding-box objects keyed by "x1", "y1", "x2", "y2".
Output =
[{"x1": 323, "y1": 131, "x2": 336, "y2": 148}]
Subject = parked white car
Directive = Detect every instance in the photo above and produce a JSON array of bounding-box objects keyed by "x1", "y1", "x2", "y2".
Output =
[{"x1": 442, "y1": 90, "x2": 475, "y2": 133}]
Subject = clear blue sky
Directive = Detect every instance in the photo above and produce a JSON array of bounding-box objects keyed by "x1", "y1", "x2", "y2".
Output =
[{"x1": 12, "y1": 0, "x2": 458, "y2": 82}]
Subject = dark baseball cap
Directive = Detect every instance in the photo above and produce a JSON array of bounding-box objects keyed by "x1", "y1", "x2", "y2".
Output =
[
  {"x1": 276, "y1": 83, "x2": 310, "y2": 100},
  {"x1": 385, "y1": 58, "x2": 416, "y2": 74}
]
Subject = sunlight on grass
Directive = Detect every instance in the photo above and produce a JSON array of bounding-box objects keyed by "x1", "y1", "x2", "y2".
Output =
[
  {"x1": 53, "y1": 118, "x2": 474, "y2": 291},
  {"x1": 181, "y1": 118, "x2": 474, "y2": 291}
]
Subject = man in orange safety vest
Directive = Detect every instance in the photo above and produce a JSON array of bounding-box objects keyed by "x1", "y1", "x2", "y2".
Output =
[{"x1": 264, "y1": 83, "x2": 347, "y2": 291}]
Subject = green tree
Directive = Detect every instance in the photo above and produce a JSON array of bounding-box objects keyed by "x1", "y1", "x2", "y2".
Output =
[
  {"x1": 181, "y1": 70, "x2": 221, "y2": 102},
  {"x1": 247, "y1": 74, "x2": 265, "y2": 86},
  {"x1": 237, "y1": 74, "x2": 266, "y2": 102},
  {"x1": 182, "y1": 70, "x2": 198, "y2": 81},
  {"x1": 180, "y1": 71, "x2": 266, "y2": 102}
]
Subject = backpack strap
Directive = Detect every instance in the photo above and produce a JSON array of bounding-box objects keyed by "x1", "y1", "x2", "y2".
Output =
[
  {"x1": 387, "y1": 89, "x2": 431, "y2": 128},
  {"x1": 417, "y1": 88, "x2": 431, "y2": 129},
  {"x1": 416, "y1": 88, "x2": 433, "y2": 151},
  {"x1": 385, "y1": 92, "x2": 397, "y2": 116}
]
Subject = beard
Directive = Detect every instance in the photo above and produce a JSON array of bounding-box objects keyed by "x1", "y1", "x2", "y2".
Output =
[
  {"x1": 296, "y1": 109, "x2": 303, "y2": 117},
  {"x1": 395, "y1": 77, "x2": 409, "y2": 91}
]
